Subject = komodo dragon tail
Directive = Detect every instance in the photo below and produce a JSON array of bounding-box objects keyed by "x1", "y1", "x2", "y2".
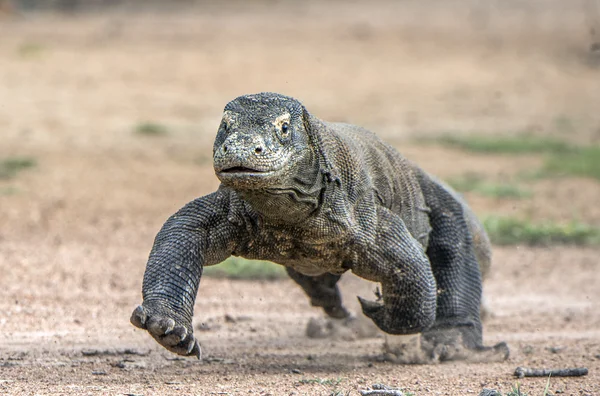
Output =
[
  {"x1": 427, "y1": 175, "x2": 493, "y2": 320},
  {"x1": 428, "y1": 176, "x2": 492, "y2": 281}
]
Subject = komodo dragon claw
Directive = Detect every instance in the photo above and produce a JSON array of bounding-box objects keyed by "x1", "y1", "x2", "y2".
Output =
[
  {"x1": 130, "y1": 305, "x2": 201, "y2": 359},
  {"x1": 357, "y1": 296, "x2": 383, "y2": 318}
]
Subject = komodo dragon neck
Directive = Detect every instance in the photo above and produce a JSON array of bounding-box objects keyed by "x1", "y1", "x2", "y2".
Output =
[{"x1": 237, "y1": 144, "x2": 327, "y2": 225}]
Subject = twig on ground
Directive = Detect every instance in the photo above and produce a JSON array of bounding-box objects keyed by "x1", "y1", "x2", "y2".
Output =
[
  {"x1": 514, "y1": 366, "x2": 588, "y2": 378},
  {"x1": 360, "y1": 384, "x2": 405, "y2": 396}
]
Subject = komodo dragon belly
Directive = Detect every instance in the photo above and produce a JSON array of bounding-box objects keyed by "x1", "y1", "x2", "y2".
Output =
[{"x1": 241, "y1": 228, "x2": 353, "y2": 276}]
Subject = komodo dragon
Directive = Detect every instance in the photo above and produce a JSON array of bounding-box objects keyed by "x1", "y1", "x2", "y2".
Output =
[{"x1": 130, "y1": 92, "x2": 509, "y2": 362}]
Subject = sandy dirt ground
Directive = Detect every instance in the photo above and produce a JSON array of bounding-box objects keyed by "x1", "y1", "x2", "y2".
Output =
[{"x1": 0, "y1": 2, "x2": 599, "y2": 395}]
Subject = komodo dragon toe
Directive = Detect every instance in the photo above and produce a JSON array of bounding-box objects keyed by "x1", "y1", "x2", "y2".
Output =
[{"x1": 131, "y1": 304, "x2": 201, "y2": 359}]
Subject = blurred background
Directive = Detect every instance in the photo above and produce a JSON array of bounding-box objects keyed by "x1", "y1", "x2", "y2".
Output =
[{"x1": 1, "y1": 1, "x2": 599, "y2": 394}]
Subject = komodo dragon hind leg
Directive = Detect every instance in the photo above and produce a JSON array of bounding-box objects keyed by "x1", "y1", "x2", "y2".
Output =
[
  {"x1": 285, "y1": 268, "x2": 350, "y2": 319},
  {"x1": 408, "y1": 176, "x2": 509, "y2": 362}
]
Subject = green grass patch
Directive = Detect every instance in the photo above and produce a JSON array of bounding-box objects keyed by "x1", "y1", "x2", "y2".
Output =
[
  {"x1": 543, "y1": 146, "x2": 600, "y2": 180},
  {"x1": 447, "y1": 173, "x2": 531, "y2": 199},
  {"x1": 505, "y1": 383, "x2": 527, "y2": 396},
  {"x1": 0, "y1": 157, "x2": 36, "y2": 179},
  {"x1": 484, "y1": 216, "x2": 600, "y2": 246},
  {"x1": 432, "y1": 134, "x2": 600, "y2": 181},
  {"x1": 203, "y1": 257, "x2": 287, "y2": 280},
  {"x1": 134, "y1": 122, "x2": 169, "y2": 136},
  {"x1": 434, "y1": 135, "x2": 573, "y2": 155},
  {"x1": 542, "y1": 376, "x2": 552, "y2": 396}
]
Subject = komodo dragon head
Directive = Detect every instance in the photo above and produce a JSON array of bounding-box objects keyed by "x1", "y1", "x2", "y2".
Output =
[{"x1": 213, "y1": 92, "x2": 317, "y2": 191}]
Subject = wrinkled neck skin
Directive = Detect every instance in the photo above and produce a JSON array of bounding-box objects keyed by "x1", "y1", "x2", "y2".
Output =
[{"x1": 236, "y1": 147, "x2": 325, "y2": 225}]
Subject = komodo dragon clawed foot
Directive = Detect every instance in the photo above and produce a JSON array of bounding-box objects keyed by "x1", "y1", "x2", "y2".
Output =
[
  {"x1": 421, "y1": 326, "x2": 509, "y2": 363},
  {"x1": 130, "y1": 304, "x2": 201, "y2": 359},
  {"x1": 383, "y1": 329, "x2": 509, "y2": 364}
]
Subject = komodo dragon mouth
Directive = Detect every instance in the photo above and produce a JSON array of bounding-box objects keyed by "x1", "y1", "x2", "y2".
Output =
[
  {"x1": 215, "y1": 157, "x2": 293, "y2": 189},
  {"x1": 220, "y1": 166, "x2": 266, "y2": 174}
]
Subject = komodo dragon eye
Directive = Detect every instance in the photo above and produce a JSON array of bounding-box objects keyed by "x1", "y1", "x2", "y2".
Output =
[{"x1": 281, "y1": 122, "x2": 290, "y2": 135}]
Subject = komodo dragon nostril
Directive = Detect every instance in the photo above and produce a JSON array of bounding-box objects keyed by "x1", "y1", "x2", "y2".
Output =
[
  {"x1": 255, "y1": 147, "x2": 263, "y2": 154},
  {"x1": 223, "y1": 145, "x2": 228, "y2": 153}
]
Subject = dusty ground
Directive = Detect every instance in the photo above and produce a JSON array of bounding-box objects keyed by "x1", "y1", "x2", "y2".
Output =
[{"x1": 0, "y1": 2, "x2": 599, "y2": 395}]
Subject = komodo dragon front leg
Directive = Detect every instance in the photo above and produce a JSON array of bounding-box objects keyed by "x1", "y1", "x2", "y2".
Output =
[
  {"x1": 130, "y1": 190, "x2": 244, "y2": 358},
  {"x1": 352, "y1": 206, "x2": 438, "y2": 336},
  {"x1": 352, "y1": 204, "x2": 508, "y2": 363}
]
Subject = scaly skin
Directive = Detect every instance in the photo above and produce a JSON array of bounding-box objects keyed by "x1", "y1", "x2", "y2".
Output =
[{"x1": 130, "y1": 92, "x2": 509, "y2": 362}]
